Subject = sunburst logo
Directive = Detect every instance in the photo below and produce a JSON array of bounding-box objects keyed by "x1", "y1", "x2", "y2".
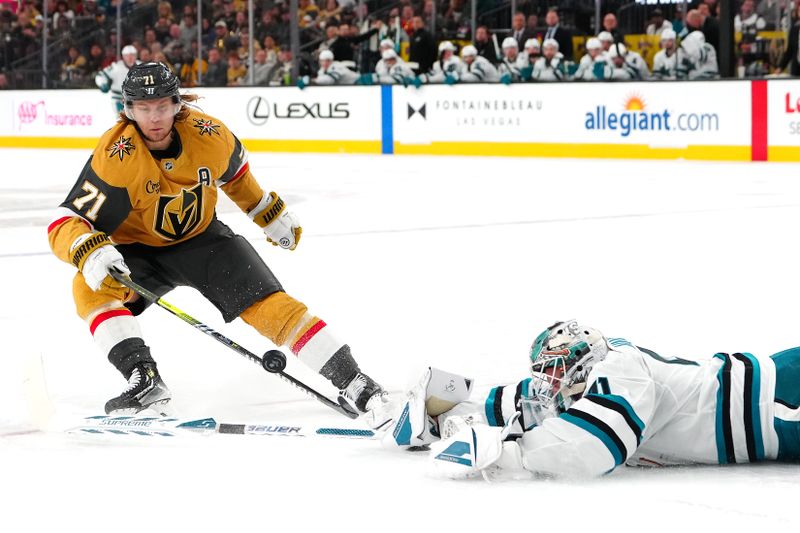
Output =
[
  {"x1": 108, "y1": 135, "x2": 135, "y2": 161},
  {"x1": 192, "y1": 118, "x2": 221, "y2": 136},
  {"x1": 623, "y1": 93, "x2": 647, "y2": 111}
]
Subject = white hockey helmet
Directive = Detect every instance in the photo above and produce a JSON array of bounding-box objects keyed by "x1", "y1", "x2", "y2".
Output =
[
  {"x1": 319, "y1": 49, "x2": 334, "y2": 61},
  {"x1": 501, "y1": 36, "x2": 518, "y2": 50},
  {"x1": 122, "y1": 45, "x2": 138, "y2": 57},
  {"x1": 680, "y1": 30, "x2": 705, "y2": 56},
  {"x1": 438, "y1": 40, "x2": 456, "y2": 53},
  {"x1": 608, "y1": 42, "x2": 627, "y2": 58},
  {"x1": 543, "y1": 38, "x2": 559, "y2": 51},
  {"x1": 381, "y1": 48, "x2": 398, "y2": 60},
  {"x1": 461, "y1": 44, "x2": 478, "y2": 58},
  {"x1": 379, "y1": 38, "x2": 395, "y2": 51},
  {"x1": 529, "y1": 320, "x2": 609, "y2": 413},
  {"x1": 660, "y1": 28, "x2": 677, "y2": 42},
  {"x1": 597, "y1": 31, "x2": 614, "y2": 43},
  {"x1": 524, "y1": 38, "x2": 540, "y2": 51},
  {"x1": 585, "y1": 37, "x2": 602, "y2": 51}
]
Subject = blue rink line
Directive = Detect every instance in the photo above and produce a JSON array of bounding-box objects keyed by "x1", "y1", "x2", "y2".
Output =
[{"x1": 381, "y1": 85, "x2": 393, "y2": 155}]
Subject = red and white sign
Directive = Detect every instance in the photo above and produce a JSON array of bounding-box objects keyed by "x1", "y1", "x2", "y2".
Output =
[{"x1": 0, "y1": 89, "x2": 111, "y2": 136}]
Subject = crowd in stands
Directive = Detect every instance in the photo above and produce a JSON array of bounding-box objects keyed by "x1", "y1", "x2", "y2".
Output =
[{"x1": 0, "y1": 0, "x2": 798, "y2": 89}]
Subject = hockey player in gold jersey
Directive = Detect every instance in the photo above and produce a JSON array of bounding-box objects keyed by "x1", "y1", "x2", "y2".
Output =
[{"x1": 47, "y1": 62, "x2": 391, "y2": 427}]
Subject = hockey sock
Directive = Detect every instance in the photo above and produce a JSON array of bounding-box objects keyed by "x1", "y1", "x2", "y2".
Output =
[{"x1": 240, "y1": 292, "x2": 360, "y2": 388}]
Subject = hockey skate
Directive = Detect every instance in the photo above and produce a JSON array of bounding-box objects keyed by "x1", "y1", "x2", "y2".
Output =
[
  {"x1": 340, "y1": 372, "x2": 396, "y2": 430},
  {"x1": 105, "y1": 363, "x2": 172, "y2": 416}
]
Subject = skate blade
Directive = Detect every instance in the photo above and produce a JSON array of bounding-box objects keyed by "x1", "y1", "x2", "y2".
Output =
[
  {"x1": 106, "y1": 399, "x2": 174, "y2": 418},
  {"x1": 140, "y1": 399, "x2": 175, "y2": 417}
]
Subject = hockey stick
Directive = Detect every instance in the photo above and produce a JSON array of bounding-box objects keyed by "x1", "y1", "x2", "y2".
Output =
[
  {"x1": 67, "y1": 415, "x2": 377, "y2": 439},
  {"x1": 492, "y1": 33, "x2": 502, "y2": 62},
  {"x1": 109, "y1": 269, "x2": 359, "y2": 419}
]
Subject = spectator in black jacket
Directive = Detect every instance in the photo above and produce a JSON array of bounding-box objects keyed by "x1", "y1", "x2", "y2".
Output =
[
  {"x1": 778, "y1": 7, "x2": 800, "y2": 76},
  {"x1": 329, "y1": 21, "x2": 380, "y2": 63},
  {"x1": 474, "y1": 25, "x2": 500, "y2": 64},
  {"x1": 543, "y1": 9, "x2": 572, "y2": 61},
  {"x1": 685, "y1": 8, "x2": 719, "y2": 52},
  {"x1": 601, "y1": 13, "x2": 625, "y2": 44},
  {"x1": 204, "y1": 47, "x2": 228, "y2": 87},
  {"x1": 701, "y1": 8, "x2": 720, "y2": 52},
  {"x1": 509, "y1": 12, "x2": 537, "y2": 50},
  {"x1": 410, "y1": 16, "x2": 437, "y2": 74}
]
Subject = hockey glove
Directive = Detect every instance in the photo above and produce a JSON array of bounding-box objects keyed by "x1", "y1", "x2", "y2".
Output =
[
  {"x1": 248, "y1": 192, "x2": 302, "y2": 250},
  {"x1": 500, "y1": 72, "x2": 512, "y2": 85},
  {"x1": 520, "y1": 65, "x2": 533, "y2": 81},
  {"x1": 95, "y1": 73, "x2": 110, "y2": 93},
  {"x1": 406, "y1": 76, "x2": 423, "y2": 89},
  {"x1": 567, "y1": 62, "x2": 579, "y2": 76},
  {"x1": 444, "y1": 73, "x2": 459, "y2": 85},
  {"x1": 70, "y1": 231, "x2": 131, "y2": 291},
  {"x1": 356, "y1": 73, "x2": 377, "y2": 85},
  {"x1": 296, "y1": 75, "x2": 310, "y2": 90}
]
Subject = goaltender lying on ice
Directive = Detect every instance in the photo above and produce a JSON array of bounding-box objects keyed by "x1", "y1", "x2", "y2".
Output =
[{"x1": 382, "y1": 320, "x2": 800, "y2": 479}]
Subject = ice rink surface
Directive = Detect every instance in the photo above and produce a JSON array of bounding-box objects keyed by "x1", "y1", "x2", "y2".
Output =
[{"x1": 1, "y1": 149, "x2": 799, "y2": 531}]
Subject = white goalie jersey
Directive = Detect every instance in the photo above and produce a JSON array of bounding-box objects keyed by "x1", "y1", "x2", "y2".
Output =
[
  {"x1": 315, "y1": 62, "x2": 360, "y2": 85},
  {"x1": 446, "y1": 339, "x2": 784, "y2": 477}
]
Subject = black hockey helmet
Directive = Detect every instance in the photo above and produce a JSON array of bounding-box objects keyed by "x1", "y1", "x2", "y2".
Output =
[{"x1": 122, "y1": 62, "x2": 180, "y2": 119}]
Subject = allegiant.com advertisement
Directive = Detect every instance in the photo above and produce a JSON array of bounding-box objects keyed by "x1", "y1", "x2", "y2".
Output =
[{"x1": 583, "y1": 92, "x2": 720, "y2": 137}]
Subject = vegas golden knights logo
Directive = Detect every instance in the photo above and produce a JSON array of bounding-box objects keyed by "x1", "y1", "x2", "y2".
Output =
[{"x1": 154, "y1": 184, "x2": 204, "y2": 240}]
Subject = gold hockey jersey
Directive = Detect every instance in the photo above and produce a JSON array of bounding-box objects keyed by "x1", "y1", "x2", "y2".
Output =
[{"x1": 48, "y1": 108, "x2": 265, "y2": 263}]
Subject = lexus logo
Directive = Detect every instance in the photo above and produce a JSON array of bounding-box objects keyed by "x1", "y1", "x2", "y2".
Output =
[
  {"x1": 247, "y1": 96, "x2": 350, "y2": 126},
  {"x1": 248, "y1": 96, "x2": 271, "y2": 125},
  {"x1": 407, "y1": 103, "x2": 426, "y2": 119}
]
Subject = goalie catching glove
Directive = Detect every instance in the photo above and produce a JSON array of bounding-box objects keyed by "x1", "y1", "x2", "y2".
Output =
[
  {"x1": 70, "y1": 231, "x2": 132, "y2": 296},
  {"x1": 248, "y1": 192, "x2": 302, "y2": 250}
]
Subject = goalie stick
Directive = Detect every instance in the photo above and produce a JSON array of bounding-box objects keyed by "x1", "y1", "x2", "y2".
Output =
[
  {"x1": 66, "y1": 415, "x2": 377, "y2": 439},
  {"x1": 109, "y1": 269, "x2": 359, "y2": 419}
]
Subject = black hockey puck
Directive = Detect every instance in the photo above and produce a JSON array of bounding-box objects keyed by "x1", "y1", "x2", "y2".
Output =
[{"x1": 262, "y1": 350, "x2": 287, "y2": 373}]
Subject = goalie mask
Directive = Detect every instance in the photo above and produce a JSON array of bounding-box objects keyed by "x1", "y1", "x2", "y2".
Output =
[{"x1": 528, "y1": 320, "x2": 609, "y2": 414}]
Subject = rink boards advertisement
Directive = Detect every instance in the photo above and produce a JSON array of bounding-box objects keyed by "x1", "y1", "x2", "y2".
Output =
[
  {"x1": 391, "y1": 81, "x2": 752, "y2": 160},
  {"x1": 0, "y1": 86, "x2": 384, "y2": 154},
  {"x1": 0, "y1": 89, "x2": 109, "y2": 147},
  {"x1": 766, "y1": 79, "x2": 800, "y2": 161},
  {"x1": 0, "y1": 80, "x2": 794, "y2": 162},
  {"x1": 191, "y1": 86, "x2": 383, "y2": 153}
]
